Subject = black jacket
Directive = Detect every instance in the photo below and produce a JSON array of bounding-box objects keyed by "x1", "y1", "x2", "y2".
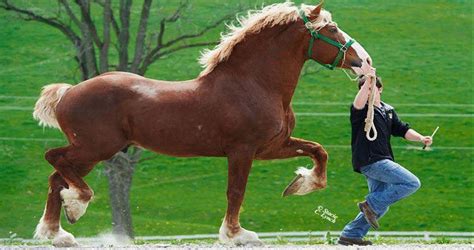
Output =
[{"x1": 350, "y1": 102, "x2": 410, "y2": 173}]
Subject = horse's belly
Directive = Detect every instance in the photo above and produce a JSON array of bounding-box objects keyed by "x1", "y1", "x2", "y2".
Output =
[
  {"x1": 129, "y1": 116, "x2": 225, "y2": 157},
  {"x1": 135, "y1": 137, "x2": 224, "y2": 157}
]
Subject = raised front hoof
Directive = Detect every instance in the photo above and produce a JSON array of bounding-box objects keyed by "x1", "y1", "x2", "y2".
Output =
[
  {"x1": 60, "y1": 188, "x2": 90, "y2": 224},
  {"x1": 52, "y1": 229, "x2": 78, "y2": 247},
  {"x1": 219, "y1": 226, "x2": 263, "y2": 246},
  {"x1": 282, "y1": 167, "x2": 326, "y2": 197}
]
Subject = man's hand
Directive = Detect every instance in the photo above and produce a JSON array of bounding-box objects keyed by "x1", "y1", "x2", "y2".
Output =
[
  {"x1": 353, "y1": 69, "x2": 377, "y2": 110},
  {"x1": 420, "y1": 136, "x2": 433, "y2": 147},
  {"x1": 405, "y1": 129, "x2": 434, "y2": 147},
  {"x1": 362, "y1": 65, "x2": 376, "y2": 77}
]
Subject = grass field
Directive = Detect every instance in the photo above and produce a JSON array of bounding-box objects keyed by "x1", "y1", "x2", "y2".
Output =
[{"x1": 0, "y1": 0, "x2": 472, "y2": 240}]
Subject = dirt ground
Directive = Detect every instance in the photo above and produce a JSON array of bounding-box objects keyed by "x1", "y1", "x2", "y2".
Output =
[{"x1": 2, "y1": 243, "x2": 473, "y2": 250}]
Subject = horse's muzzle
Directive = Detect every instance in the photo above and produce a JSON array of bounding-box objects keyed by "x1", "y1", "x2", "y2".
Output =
[{"x1": 350, "y1": 58, "x2": 363, "y2": 68}]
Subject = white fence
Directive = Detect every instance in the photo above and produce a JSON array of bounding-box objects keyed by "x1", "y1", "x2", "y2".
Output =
[{"x1": 136, "y1": 231, "x2": 474, "y2": 242}]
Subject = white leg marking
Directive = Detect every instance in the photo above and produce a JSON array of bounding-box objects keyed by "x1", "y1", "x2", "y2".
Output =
[
  {"x1": 219, "y1": 219, "x2": 262, "y2": 246},
  {"x1": 34, "y1": 206, "x2": 78, "y2": 247},
  {"x1": 60, "y1": 187, "x2": 89, "y2": 222},
  {"x1": 34, "y1": 208, "x2": 55, "y2": 240}
]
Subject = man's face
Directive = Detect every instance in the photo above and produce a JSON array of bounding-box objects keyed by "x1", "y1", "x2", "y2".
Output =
[
  {"x1": 374, "y1": 87, "x2": 383, "y2": 102},
  {"x1": 368, "y1": 86, "x2": 383, "y2": 103}
]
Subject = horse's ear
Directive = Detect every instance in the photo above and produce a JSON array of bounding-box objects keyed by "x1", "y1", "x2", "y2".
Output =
[{"x1": 311, "y1": 0, "x2": 324, "y2": 17}]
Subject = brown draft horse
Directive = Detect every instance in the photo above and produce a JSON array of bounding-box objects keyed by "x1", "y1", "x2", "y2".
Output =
[{"x1": 32, "y1": 2, "x2": 371, "y2": 247}]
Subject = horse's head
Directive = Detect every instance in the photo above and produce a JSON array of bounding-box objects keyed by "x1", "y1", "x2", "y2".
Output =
[{"x1": 300, "y1": 2, "x2": 372, "y2": 75}]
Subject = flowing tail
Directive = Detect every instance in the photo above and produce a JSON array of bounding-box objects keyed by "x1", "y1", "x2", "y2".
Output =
[{"x1": 33, "y1": 83, "x2": 73, "y2": 129}]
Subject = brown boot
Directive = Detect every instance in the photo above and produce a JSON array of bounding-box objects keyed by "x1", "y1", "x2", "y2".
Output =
[
  {"x1": 358, "y1": 201, "x2": 379, "y2": 229},
  {"x1": 338, "y1": 236, "x2": 373, "y2": 246}
]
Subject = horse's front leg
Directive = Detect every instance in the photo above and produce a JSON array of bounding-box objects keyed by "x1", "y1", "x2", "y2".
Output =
[
  {"x1": 256, "y1": 137, "x2": 328, "y2": 196},
  {"x1": 219, "y1": 147, "x2": 262, "y2": 246}
]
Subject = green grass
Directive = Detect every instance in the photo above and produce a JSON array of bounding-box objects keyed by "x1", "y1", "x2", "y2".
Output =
[{"x1": 0, "y1": 0, "x2": 472, "y2": 239}]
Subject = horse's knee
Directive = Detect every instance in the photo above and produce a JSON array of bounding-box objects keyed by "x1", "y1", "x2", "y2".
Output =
[
  {"x1": 45, "y1": 148, "x2": 65, "y2": 166},
  {"x1": 45, "y1": 150, "x2": 57, "y2": 165}
]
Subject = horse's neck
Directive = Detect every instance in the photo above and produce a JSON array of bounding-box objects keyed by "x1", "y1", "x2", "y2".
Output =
[{"x1": 212, "y1": 25, "x2": 307, "y2": 107}]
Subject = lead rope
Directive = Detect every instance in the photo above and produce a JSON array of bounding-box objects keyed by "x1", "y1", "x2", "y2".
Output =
[
  {"x1": 342, "y1": 69, "x2": 359, "y2": 81},
  {"x1": 364, "y1": 75, "x2": 377, "y2": 141}
]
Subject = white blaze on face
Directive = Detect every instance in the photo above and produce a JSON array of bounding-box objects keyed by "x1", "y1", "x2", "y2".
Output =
[{"x1": 340, "y1": 30, "x2": 373, "y2": 76}]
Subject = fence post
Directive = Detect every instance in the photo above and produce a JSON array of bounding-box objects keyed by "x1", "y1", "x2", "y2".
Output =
[{"x1": 424, "y1": 232, "x2": 430, "y2": 241}]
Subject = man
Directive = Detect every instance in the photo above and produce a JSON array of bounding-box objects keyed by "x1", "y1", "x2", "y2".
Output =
[{"x1": 338, "y1": 74, "x2": 433, "y2": 246}]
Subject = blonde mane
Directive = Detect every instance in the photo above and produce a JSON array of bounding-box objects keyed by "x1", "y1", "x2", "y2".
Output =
[{"x1": 198, "y1": 2, "x2": 333, "y2": 76}]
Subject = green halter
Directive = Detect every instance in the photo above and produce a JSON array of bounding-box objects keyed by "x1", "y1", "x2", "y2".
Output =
[{"x1": 299, "y1": 9, "x2": 355, "y2": 70}]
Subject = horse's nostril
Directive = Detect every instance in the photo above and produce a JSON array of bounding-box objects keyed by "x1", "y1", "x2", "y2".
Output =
[
  {"x1": 366, "y1": 58, "x2": 372, "y2": 65},
  {"x1": 351, "y1": 59, "x2": 363, "y2": 67}
]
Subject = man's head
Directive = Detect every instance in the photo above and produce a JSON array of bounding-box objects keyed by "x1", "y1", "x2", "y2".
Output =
[
  {"x1": 358, "y1": 75, "x2": 383, "y2": 103},
  {"x1": 358, "y1": 75, "x2": 383, "y2": 90}
]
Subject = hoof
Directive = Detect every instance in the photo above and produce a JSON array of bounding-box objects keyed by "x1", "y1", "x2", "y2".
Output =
[
  {"x1": 282, "y1": 167, "x2": 326, "y2": 196},
  {"x1": 219, "y1": 223, "x2": 263, "y2": 246},
  {"x1": 63, "y1": 209, "x2": 77, "y2": 224},
  {"x1": 60, "y1": 188, "x2": 89, "y2": 224},
  {"x1": 52, "y1": 228, "x2": 78, "y2": 247},
  {"x1": 34, "y1": 219, "x2": 78, "y2": 247}
]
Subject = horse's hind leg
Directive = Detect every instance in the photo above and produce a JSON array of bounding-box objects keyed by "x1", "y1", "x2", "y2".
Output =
[
  {"x1": 36, "y1": 129, "x2": 125, "y2": 247},
  {"x1": 45, "y1": 146, "x2": 96, "y2": 224},
  {"x1": 34, "y1": 171, "x2": 78, "y2": 247}
]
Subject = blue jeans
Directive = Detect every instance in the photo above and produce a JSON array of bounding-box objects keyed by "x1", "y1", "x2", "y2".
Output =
[{"x1": 341, "y1": 159, "x2": 421, "y2": 239}]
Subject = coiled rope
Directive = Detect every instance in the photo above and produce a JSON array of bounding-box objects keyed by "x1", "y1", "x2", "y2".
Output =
[
  {"x1": 343, "y1": 67, "x2": 378, "y2": 141},
  {"x1": 364, "y1": 75, "x2": 377, "y2": 141}
]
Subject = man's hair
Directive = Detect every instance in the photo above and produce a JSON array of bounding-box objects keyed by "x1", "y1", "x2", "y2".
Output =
[{"x1": 358, "y1": 75, "x2": 383, "y2": 89}]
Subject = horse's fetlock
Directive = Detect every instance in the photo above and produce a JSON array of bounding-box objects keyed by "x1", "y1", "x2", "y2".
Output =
[
  {"x1": 227, "y1": 223, "x2": 241, "y2": 235},
  {"x1": 316, "y1": 147, "x2": 328, "y2": 161}
]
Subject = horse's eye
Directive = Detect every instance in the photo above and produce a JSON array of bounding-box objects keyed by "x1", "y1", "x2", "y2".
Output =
[{"x1": 329, "y1": 27, "x2": 338, "y2": 33}]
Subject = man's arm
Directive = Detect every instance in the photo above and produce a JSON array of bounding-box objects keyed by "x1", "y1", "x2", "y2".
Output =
[
  {"x1": 404, "y1": 129, "x2": 433, "y2": 146},
  {"x1": 391, "y1": 110, "x2": 433, "y2": 146},
  {"x1": 353, "y1": 80, "x2": 370, "y2": 110},
  {"x1": 353, "y1": 67, "x2": 377, "y2": 110}
]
